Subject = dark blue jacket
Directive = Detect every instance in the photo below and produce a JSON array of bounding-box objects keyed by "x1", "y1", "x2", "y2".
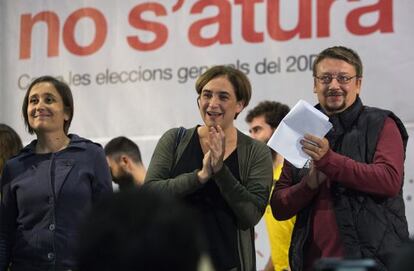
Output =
[{"x1": 0, "y1": 134, "x2": 113, "y2": 271}]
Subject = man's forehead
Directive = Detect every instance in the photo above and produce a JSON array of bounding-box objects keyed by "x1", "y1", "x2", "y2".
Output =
[
  {"x1": 250, "y1": 115, "x2": 267, "y2": 124},
  {"x1": 316, "y1": 58, "x2": 356, "y2": 72}
]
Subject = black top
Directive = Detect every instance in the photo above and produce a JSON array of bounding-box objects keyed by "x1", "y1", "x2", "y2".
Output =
[{"x1": 172, "y1": 130, "x2": 241, "y2": 271}]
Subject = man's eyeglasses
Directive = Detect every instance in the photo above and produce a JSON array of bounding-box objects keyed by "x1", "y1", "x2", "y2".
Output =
[{"x1": 314, "y1": 74, "x2": 358, "y2": 84}]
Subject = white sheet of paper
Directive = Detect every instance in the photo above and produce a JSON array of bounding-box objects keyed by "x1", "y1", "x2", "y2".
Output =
[{"x1": 267, "y1": 100, "x2": 333, "y2": 168}]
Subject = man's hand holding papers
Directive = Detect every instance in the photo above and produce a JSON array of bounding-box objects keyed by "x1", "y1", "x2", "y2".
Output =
[{"x1": 267, "y1": 100, "x2": 332, "y2": 168}]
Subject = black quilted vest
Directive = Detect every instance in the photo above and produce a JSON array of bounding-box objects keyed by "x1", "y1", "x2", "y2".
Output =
[{"x1": 289, "y1": 97, "x2": 409, "y2": 271}]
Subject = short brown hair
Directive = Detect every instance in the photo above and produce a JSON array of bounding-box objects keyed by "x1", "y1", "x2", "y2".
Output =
[
  {"x1": 195, "y1": 65, "x2": 251, "y2": 119},
  {"x1": 22, "y1": 76, "x2": 74, "y2": 135},
  {"x1": 312, "y1": 46, "x2": 363, "y2": 77}
]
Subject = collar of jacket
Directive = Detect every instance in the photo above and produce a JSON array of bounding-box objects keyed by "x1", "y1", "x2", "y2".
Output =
[
  {"x1": 315, "y1": 96, "x2": 364, "y2": 134},
  {"x1": 18, "y1": 134, "x2": 93, "y2": 160}
]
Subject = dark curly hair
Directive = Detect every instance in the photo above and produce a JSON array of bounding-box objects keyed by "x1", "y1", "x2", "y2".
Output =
[{"x1": 245, "y1": 100, "x2": 290, "y2": 129}]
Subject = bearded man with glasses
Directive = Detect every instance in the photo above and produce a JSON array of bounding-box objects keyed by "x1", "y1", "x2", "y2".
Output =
[{"x1": 271, "y1": 46, "x2": 409, "y2": 271}]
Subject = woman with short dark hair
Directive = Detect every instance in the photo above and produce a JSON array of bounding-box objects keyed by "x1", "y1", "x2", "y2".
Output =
[
  {"x1": 0, "y1": 76, "x2": 113, "y2": 271},
  {"x1": 145, "y1": 65, "x2": 273, "y2": 271}
]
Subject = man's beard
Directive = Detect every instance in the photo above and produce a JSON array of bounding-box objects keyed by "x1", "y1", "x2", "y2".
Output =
[
  {"x1": 324, "y1": 90, "x2": 346, "y2": 113},
  {"x1": 112, "y1": 170, "x2": 136, "y2": 191}
]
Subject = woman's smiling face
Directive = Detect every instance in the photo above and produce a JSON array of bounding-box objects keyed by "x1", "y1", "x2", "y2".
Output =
[
  {"x1": 198, "y1": 76, "x2": 243, "y2": 129},
  {"x1": 27, "y1": 82, "x2": 70, "y2": 134}
]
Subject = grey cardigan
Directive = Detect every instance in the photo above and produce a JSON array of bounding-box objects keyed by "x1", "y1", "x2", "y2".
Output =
[{"x1": 145, "y1": 126, "x2": 273, "y2": 271}]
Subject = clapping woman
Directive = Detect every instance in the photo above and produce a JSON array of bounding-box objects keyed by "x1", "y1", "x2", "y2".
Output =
[{"x1": 145, "y1": 66, "x2": 273, "y2": 271}]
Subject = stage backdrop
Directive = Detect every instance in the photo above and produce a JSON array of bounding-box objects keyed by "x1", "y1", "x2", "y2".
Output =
[{"x1": 1, "y1": 1, "x2": 413, "y2": 269}]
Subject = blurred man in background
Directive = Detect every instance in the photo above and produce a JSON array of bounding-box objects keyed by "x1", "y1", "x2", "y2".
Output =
[
  {"x1": 246, "y1": 100, "x2": 293, "y2": 271},
  {"x1": 104, "y1": 136, "x2": 146, "y2": 191}
]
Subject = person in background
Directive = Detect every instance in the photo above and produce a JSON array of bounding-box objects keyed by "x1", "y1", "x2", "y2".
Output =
[
  {"x1": 271, "y1": 46, "x2": 409, "y2": 271},
  {"x1": 144, "y1": 65, "x2": 273, "y2": 271},
  {"x1": 104, "y1": 136, "x2": 146, "y2": 191},
  {"x1": 0, "y1": 124, "x2": 23, "y2": 177},
  {"x1": 246, "y1": 101, "x2": 293, "y2": 271},
  {"x1": 76, "y1": 189, "x2": 214, "y2": 271},
  {"x1": 0, "y1": 76, "x2": 113, "y2": 271},
  {"x1": 390, "y1": 240, "x2": 414, "y2": 271}
]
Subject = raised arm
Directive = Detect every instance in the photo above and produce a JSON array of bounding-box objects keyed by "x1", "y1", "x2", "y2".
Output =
[
  {"x1": 144, "y1": 128, "x2": 204, "y2": 196},
  {"x1": 315, "y1": 118, "x2": 404, "y2": 197},
  {"x1": 271, "y1": 162, "x2": 320, "y2": 221}
]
